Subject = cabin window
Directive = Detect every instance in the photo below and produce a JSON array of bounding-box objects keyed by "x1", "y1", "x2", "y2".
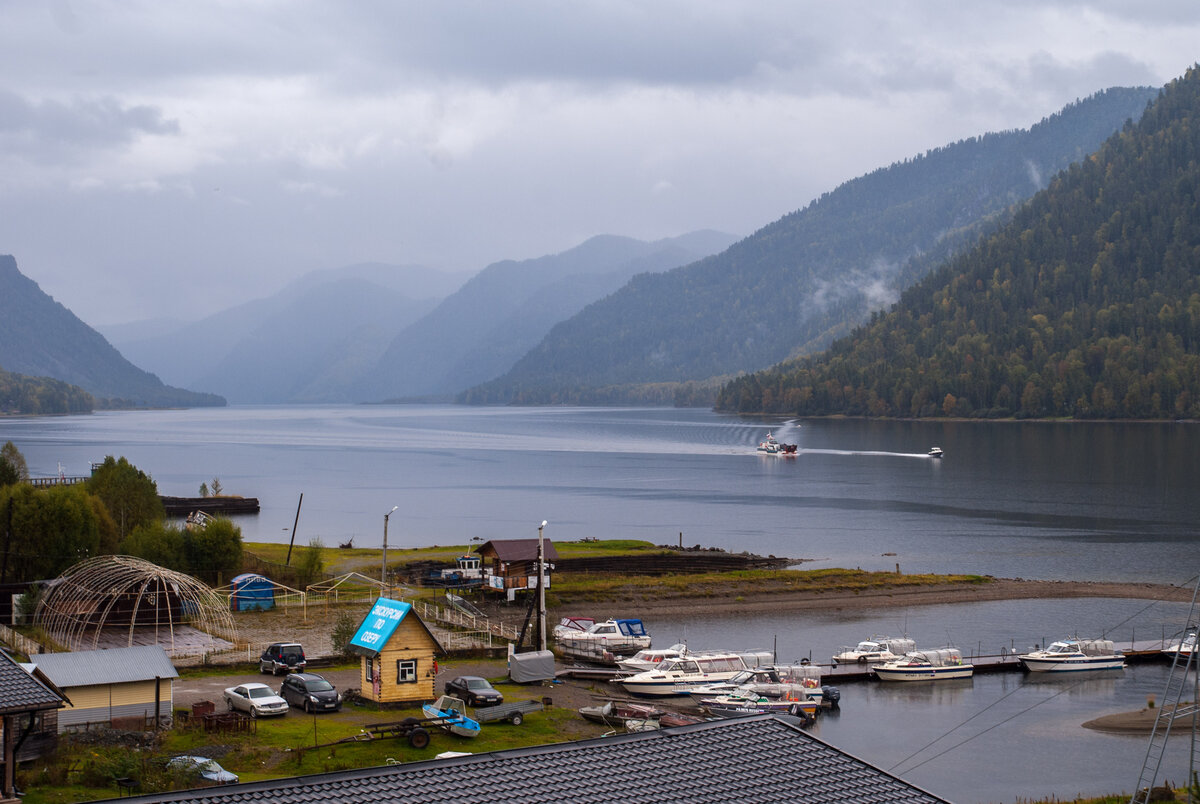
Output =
[
  {"x1": 396, "y1": 659, "x2": 418, "y2": 684},
  {"x1": 680, "y1": 661, "x2": 700, "y2": 674}
]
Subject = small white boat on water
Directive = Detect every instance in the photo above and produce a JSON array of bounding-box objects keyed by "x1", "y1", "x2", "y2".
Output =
[
  {"x1": 873, "y1": 647, "x2": 973, "y2": 682},
  {"x1": 422, "y1": 695, "x2": 481, "y2": 738},
  {"x1": 928, "y1": 447, "x2": 944, "y2": 458},
  {"x1": 832, "y1": 636, "x2": 916, "y2": 665},
  {"x1": 618, "y1": 652, "x2": 761, "y2": 697},
  {"x1": 686, "y1": 664, "x2": 827, "y2": 704},
  {"x1": 699, "y1": 685, "x2": 820, "y2": 721},
  {"x1": 757, "y1": 432, "x2": 798, "y2": 455},
  {"x1": 1018, "y1": 638, "x2": 1125, "y2": 672}
]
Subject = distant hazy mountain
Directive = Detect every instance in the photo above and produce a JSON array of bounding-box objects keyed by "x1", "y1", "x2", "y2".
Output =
[
  {"x1": 105, "y1": 262, "x2": 469, "y2": 403},
  {"x1": 0, "y1": 254, "x2": 224, "y2": 407},
  {"x1": 464, "y1": 86, "x2": 1159, "y2": 405},
  {"x1": 355, "y1": 231, "x2": 739, "y2": 401}
]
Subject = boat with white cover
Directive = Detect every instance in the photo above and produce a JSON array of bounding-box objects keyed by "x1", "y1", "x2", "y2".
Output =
[
  {"x1": 555, "y1": 617, "x2": 652, "y2": 663},
  {"x1": 832, "y1": 636, "x2": 916, "y2": 665},
  {"x1": 685, "y1": 663, "x2": 829, "y2": 705},
  {"x1": 1018, "y1": 638, "x2": 1124, "y2": 672},
  {"x1": 617, "y1": 652, "x2": 757, "y2": 697},
  {"x1": 615, "y1": 644, "x2": 690, "y2": 673},
  {"x1": 873, "y1": 647, "x2": 973, "y2": 681}
]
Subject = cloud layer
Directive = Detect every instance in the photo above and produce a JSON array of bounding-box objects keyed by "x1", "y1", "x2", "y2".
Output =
[{"x1": 0, "y1": 1, "x2": 1195, "y2": 324}]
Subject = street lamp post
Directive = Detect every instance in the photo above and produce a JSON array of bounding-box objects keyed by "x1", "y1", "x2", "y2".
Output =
[
  {"x1": 537, "y1": 520, "x2": 547, "y2": 652},
  {"x1": 382, "y1": 505, "x2": 398, "y2": 590}
]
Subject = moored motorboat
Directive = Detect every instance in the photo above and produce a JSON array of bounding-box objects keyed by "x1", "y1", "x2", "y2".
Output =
[
  {"x1": 699, "y1": 685, "x2": 819, "y2": 720},
  {"x1": 617, "y1": 651, "x2": 754, "y2": 697},
  {"x1": 686, "y1": 664, "x2": 828, "y2": 705},
  {"x1": 555, "y1": 617, "x2": 652, "y2": 664},
  {"x1": 615, "y1": 643, "x2": 690, "y2": 673},
  {"x1": 1018, "y1": 638, "x2": 1124, "y2": 672},
  {"x1": 422, "y1": 695, "x2": 481, "y2": 738},
  {"x1": 832, "y1": 636, "x2": 915, "y2": 666},
  {"x1": 873, "y1": 647, "x2": 973, "y2": 681},
  {"x1": 1163, "y1": 630, "x2": 1197, "y2": 661}
]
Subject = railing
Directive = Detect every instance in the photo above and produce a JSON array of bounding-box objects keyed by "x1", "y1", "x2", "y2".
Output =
[{"x1": 417, "y1": 600, "x2": 519, "y2": 642}]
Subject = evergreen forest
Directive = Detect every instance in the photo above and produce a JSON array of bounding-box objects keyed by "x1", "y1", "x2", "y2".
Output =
[{"x1": 716, "y1": 67, "x2": 1200, "y2": 420}]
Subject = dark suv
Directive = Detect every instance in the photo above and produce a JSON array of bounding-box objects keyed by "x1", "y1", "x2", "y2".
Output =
[
  {"x1": 259, "y1": 642, "x2": 306, "y2": 675},
  {"x1": 279, "y1": 672, "x2": 341, "y2": 713}
]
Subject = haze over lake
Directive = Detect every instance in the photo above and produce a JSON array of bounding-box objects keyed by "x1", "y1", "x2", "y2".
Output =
[{"x1": 4, "y1": 405, "x2": 1198, "y2": 585}]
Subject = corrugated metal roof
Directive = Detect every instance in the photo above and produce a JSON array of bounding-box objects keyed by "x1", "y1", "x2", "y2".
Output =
[
  {"x1": 32, "y1": 645, "x2": 178, "y2": 688},
  {"x1": 106, "y1": 715, "x2": 951, "y2": 804}
]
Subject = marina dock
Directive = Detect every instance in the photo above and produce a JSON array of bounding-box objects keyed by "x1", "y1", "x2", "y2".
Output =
[{"x1": 556, "y1": 639, "x2": 1174, "y2": 685}]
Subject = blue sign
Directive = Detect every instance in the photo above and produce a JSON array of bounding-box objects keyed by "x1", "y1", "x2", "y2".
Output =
[{"x1": 349, "y1": 597, "x2": 412, "y2": 655}]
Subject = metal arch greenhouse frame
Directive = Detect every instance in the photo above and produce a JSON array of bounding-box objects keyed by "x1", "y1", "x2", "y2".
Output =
[{"x1": 34, "y1": 555, "x2": 238, "y2": 654}]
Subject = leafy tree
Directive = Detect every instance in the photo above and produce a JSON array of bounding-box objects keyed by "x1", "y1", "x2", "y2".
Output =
[
  {"x1": 0, "y1": 484, "x2": 104, "y2": 582},
  {"x1": 0, "y1": 441, "x2": 28, "y2": 486},
  {"x1": 85, "y1": 456, "x2": 165, "y2": 540},
  {"x1": 181, "y1": 516, "x2": 243, "y2": 585},
  {"x1": 120, "y1": 521, "x2": 187, "y2": 571},
  {"x1": 331, "y1": 608, "x2": 361, "y2": 660},
  {"x1": 294, "y1": 537, "x2": 326, "y2": 589},
  {"x1": 198, "y1": 482, "x2": 209, "y2": 498}
]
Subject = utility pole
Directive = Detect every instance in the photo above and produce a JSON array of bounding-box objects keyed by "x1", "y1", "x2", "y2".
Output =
[{"x1": 537, "y1": 520, "x2": 547, "y2": 652}]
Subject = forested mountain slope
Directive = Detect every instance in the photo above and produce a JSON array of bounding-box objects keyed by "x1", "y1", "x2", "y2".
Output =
[
  {"x1": 0, "y1": 367, "x2": 93, "y2": 415},
  {"x1": 716, "y1": 67, "x2": 1200, "y2": 420},
  {"x1": 0, "y1": 255, "x2": 224, "y2": 408},
  {"x1": 466, "y1": 86, "x2": 1158, "y2": 405}
]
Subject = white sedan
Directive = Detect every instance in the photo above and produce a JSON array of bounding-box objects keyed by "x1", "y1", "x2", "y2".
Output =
[{"x1": 223, "y1": 682, "x2": 288, "y2": 718}]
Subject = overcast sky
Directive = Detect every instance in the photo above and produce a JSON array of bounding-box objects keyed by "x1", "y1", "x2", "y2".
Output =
[{"x1": 1, "y1": 2, "x2": 1197, "y2": 326}]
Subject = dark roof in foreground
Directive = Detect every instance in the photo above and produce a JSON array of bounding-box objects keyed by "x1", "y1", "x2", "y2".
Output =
[
  {"x1": 103, "y1": 715, "x2": 951, "y2": 804},
  {"x1": 0, "y1": 650, "x2": 66, "y2": 715}
]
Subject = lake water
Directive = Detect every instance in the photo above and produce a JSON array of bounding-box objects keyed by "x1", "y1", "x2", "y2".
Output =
[{"x1": 4, "y1": 405, "x2": 1200, "y2": 801}]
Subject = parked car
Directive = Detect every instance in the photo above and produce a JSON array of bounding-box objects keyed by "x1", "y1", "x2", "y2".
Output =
[
  {"x1": 224, "y1": 682, "x2": 288, "y2": 718},
  {"x1": 444, "y1": 675, "x2": 503, "y2": 707},
  {"x1": 167, "y1": 755, "x2": 239, "y2": 785},
  {"x1": 279, "y1": 672, "x2": 342, "y2": 713},
  {"x1": 259, "y1": 642, "x2": 306, "y2": 675}
]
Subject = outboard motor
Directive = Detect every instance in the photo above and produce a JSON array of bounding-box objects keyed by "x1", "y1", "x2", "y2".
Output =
[{"x1": 821, "y1": 686, "x2": 841, "y2": 708}]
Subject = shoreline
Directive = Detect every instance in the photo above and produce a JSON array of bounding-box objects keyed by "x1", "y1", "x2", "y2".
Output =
[{"x1": 556, "y1": 578, "x2": 1195, "y2": 619}]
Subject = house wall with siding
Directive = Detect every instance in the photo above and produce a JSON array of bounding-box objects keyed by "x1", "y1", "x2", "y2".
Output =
[
  {"x1": 56, "y1": 679, "x2": 173, "y2": 731},
  {"x1": 359, "y1": 615, "x2": 438, "y2": 704}
]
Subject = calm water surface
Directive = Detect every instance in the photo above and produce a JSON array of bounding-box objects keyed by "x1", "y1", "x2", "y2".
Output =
[{"x1": 4, "y1": 405, "x2": 1200, "y2": 801}]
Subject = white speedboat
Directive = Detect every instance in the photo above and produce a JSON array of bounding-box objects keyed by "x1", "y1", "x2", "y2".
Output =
[
  {"x1": 1163, "y1": 631, "x2": 1197, "y2": 661},
  {"x1": 1018, "y1": 638, "x2": 1124, "y2": 672},
  {"x1": 928, "y1": 447, "x2": 944, "y2": 458},
  {"x1": 873, "y1": 648, "x2": 973, "y2": 681},
  {"x1": 615, "y1": 643, "x2": 690, "y2": 673},
  {"x1": 757, "y1": 432, "x2": 797, "y2": 455},
  {"x1": 699, "y1": 685, "x2": 819, "y2": 720},
  {"x1": 617, "y1": 652, "x2": 753, "y2": 697},
  {"x1": 833, "y1": 636, "x2": 915, "y2": 665},
  {"x1": 555, "y1": 618, "x2": 652, "y2": 663}
]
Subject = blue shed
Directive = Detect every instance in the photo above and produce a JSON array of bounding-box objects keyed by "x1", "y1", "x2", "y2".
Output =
[{"x1": 229, "y1": 573, "x2": 275, "y2": 611}]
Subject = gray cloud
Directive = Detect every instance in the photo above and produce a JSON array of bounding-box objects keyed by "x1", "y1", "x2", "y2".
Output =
[{"x1": 0, "y1": 2, "x2": 1196, "y2": 325}]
